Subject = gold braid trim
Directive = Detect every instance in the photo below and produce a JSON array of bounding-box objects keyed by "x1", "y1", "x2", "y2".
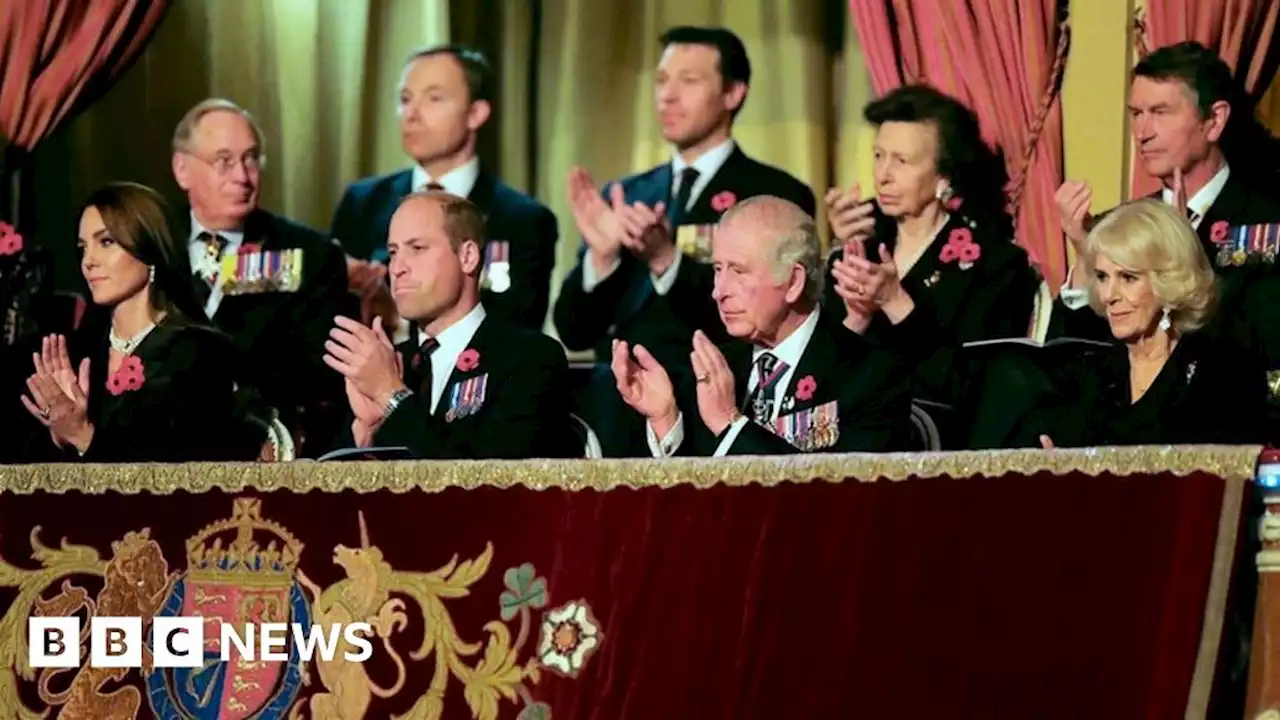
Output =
[{"x1": 0, "y1": 445, "x2": 1261, "y2": 495}]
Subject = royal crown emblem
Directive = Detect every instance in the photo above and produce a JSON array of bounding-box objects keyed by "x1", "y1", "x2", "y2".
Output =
[{"x1": 185, "y1": 497, "x2": 303, "y2": 583}]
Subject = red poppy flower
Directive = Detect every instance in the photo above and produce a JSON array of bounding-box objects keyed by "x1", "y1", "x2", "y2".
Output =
[
  {"x1": 1210, "y1": 220, "x2": 1230, "y2": 245},
  {"x1": 940, "y1": 228, "x2": 979, "y2": 266},
  {"x1": 0, "y1": 222, "x2": 24, "y2": 256},
  {"x1": 711, "y1": 191, "x2": 737, "y2": 213},
  {"x1": 106, "y1": 356, "x2": 146, "y2": 396},
  {"x1": 795, "y1": 375, "x2": 817, "y2": 401},
  {"x1": 457, "y1": 348, "x2": 480, "y2": 372},
  {"x1": 238, "y1": 243, "x2": 263, "y2": 254}
]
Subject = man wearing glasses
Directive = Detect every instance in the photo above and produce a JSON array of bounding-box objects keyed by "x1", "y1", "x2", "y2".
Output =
[{"x1": 169, "y1": 98, "x2": 354, "y2": 457}]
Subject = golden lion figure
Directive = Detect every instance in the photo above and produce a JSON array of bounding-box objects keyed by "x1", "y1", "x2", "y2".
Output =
[{"x1": 34, "y1": 531, "x2": 175, "y2": 720}]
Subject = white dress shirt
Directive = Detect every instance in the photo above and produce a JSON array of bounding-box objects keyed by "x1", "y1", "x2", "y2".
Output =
[
  {"x1": 647, "y1": 307, "x2": 821, "y2": 457},
  {"x1": 188, "y1": 213, "x2": 245, "y2": 318},
  {"x1": 412, "y1": 155, "x2": 481, "y2": 198},
  {"x1": 582, "y1": 138, "x2": 738, "y2": 294},
  {"x1": 416, "y1": 303, "x2": 486, "y2": 414},
  {"x1": 1060, "y1": 164, "x2": 1231, "y2": 310}
]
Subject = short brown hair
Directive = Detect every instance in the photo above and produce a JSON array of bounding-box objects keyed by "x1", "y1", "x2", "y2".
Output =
[
  {"x1": 399, "y1": 191, "x2": 487, "y2": 253},
  {"x1": 172, "y1": 98, "x2": 266, "y2": 154},
  {"x1": 404, "y1": 44, "x2": 493, "y2": 104}
]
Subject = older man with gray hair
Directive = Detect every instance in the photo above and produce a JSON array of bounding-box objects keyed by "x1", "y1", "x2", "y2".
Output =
[
  {"x1": 168, "y1": 98, "x2": 355, "y2": 457},
  {"x1": 612, "y1": 195, "x2": 912, "y2": 455}
]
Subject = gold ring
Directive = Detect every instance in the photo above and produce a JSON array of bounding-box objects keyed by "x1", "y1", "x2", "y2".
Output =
[
  {"x1": 38, "y1": 406, "x2": 50, "y2": 419},
  {"x1": 696, "y1": 373, "x2": 710, "y2": 383}
]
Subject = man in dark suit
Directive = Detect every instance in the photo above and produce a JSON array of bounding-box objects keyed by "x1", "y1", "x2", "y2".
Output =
[
  {"x1": 1049, "y1": 42, "x2": 1280, "y2": 352},
  {"x1": 554, "y1": 26, "x2": 816, "y2": 456},
  {"x1": 612, "y1": 196, "x2": 912, "y2": 456},
  {"x1": 170, "y1": 99, "x2": 354, "y2": 456},
  {"x1": 322, "y1": 191, "x2": 579, "y2": 459},
  {"x1": 331, "y1": 44, "x2": 558, "y2": 333}
]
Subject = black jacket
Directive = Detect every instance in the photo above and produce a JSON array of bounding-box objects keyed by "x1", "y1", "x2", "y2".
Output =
[
  {"x1": 45, "y1": 322, "x2": 257, "y2": 462},
  {"x1": 354, "y1": 313, "x2": 582, "y2": 459},
  {"x1": 331, "y1": 168, "x2": 559, "y2": 332},
  {"x1": 823, "y1": 214, "x2": 1038, "y2": 406},
  {"x1": 666, "y1": 315, "x2": 913, "y2": 456},
  {"x1": 553, "y1": 145, "x2": 817, "y2": 374}
]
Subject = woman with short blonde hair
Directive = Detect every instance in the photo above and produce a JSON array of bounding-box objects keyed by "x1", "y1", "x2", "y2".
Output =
[
  {"x1": 1084, "y1": 198, "x2": 1217, "y2": 335},
  {"x1": 1021, "y1": 198, "x2": 1267, "y2": 447}
]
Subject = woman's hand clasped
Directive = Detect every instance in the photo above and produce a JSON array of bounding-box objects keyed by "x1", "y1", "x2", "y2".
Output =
[{"x1": 21, "y1": 334, "x2": 94, "y2": 453}]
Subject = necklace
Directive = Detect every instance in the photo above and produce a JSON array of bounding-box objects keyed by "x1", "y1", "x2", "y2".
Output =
[{"x1": 110, "y1": 322, "x2": 157, "y2": 355}]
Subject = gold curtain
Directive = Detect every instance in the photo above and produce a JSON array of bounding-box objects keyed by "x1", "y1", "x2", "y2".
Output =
[{"x1": 36, "y1": 0, "x2": 875, "y2": 334}]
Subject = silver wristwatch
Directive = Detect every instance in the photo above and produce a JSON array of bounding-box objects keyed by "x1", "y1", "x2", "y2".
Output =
[{"x1": 384, "y1": 388, "x2": 413, "y2": 415}]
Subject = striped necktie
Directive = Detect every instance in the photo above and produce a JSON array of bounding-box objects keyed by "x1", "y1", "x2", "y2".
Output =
[{"x1": 747, "y1": 352, "x2": 788, "y2": 425}]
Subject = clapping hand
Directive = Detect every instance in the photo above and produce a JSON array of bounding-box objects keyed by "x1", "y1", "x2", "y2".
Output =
[
  {"x1": 21, "y1": 334, "x2": 93, "y2": 453},
  {"x1": 689, "y1": 330, "x2": 739, "y2": 436},
  {"x1": 323, "y1": 316, "x2": 405, "y2": 409},
  {"x1": 568, "y1": 168, "x2": 626, "y2": 269},
  {"x1": 826, "y1": 183, "x2": 878, "y2": 246},
  {"x1": 611, "y1": 339, "x2": 677, "y2": 436},
  {"x1": 829, "y1": 240, "x2": 877, "y2": 332},
  {"x1": 1054, "y1": 180, "x2": 1094, "y2": 252},
  {"x1": 613, "y1": 197, "x2": 675, "y2": 274}
]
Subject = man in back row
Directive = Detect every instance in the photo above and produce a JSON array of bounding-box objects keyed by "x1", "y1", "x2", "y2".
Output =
[
  {"x1": 1050, "y1": 41, "x2": 1280, "y2": 361},
  {"x1": 332, "y1": 44, "x2": 559, "y2": 334},
  {"x1": 553, "y1": 26, "x2": 816, "y2": 456},
  {"x1": 169, "y1": 98, "x2": 354, "y2": 455}
]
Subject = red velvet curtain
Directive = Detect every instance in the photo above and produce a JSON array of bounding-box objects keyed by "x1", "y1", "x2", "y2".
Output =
[
  {"x1": 849, "y1": 0, "x2": 1071, "y2": 290},
  {"x1": 0, "y1": 0, "x2": 171, "y2": 151},
  {"x1": 1132, "y1": 0, "x2": 1280, "y2": 197},
  {"x1": 0, "y1": 470, "x2": 1247, "y2": 718}
]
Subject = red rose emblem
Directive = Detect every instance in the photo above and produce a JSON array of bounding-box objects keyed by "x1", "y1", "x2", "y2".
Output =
[
  {"x1": 456, "y1": 348, "x2": 480, "y2": 372},
  {"x1": 795, "y1": 375, "x2": 817, "y2": 402},
  {"x1": 0, "y1": 221, "x2": 24, "y2": 256},
  {"x1": 1210, "y1": 220, "x2": 1229, "y2": 245},
  {"x1": 711, "y1": 191, "x2": 737, "y2": 213}
]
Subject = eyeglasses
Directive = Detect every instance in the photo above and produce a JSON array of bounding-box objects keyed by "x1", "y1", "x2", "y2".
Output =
[{"x1": 184, "y1": 151, "x2": 266, "y2": 175}]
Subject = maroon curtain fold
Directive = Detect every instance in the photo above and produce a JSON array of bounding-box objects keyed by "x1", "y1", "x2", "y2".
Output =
[{"x1": 0, "y1": 0, "x2": 172, "y2": 151}]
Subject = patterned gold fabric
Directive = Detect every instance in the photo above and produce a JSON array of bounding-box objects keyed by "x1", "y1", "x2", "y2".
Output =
[{"x1": 0, "y1": 444, "x2": 1261, "y2": 494}]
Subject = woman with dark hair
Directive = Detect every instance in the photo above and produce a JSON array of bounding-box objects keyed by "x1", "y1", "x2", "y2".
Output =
[
  {"x1": 824, "y1": 84, "x2": 1039, "y2": 408},
  {"x1": 21, "y1": 182, "x2": 256, "y2": 462}
]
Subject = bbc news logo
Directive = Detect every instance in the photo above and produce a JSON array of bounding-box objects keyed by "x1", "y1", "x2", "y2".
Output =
[{"x1": 29, "y1": 617, "x2": 373, "y2": 668}]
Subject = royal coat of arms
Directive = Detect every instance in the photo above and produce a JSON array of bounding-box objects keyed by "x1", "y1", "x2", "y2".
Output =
[
  {"x1": 146, "y1": 498, "x2": 309, "y2": 719},
  {"x1": 0, "y1": 497, "x2": 603, "y2": 720}
]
